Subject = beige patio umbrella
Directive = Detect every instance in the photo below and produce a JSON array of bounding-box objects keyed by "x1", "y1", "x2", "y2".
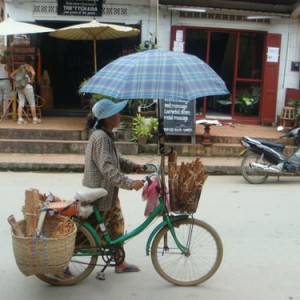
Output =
[
  {"x1": 0, "y1": 16, "x2": 54, "y2": 120},
  {"x1": 49, "y1": 19, "x2": 140, "y2": 73},
  {"x1": 0, "y1": 16, "x2": 55, "y2": 35}
]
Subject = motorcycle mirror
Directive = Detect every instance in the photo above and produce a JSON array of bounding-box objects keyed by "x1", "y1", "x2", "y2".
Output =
[{"x1": 277, "y1": 125, "x2": 284, "y2": 132}]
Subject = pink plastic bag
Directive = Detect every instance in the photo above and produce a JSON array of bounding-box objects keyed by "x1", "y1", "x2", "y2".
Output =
[{"x1": 142, "y1": 176, "x2": 170, "y2": 216}]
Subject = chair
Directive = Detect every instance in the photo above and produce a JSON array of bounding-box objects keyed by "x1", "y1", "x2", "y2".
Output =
[
  {"x1": 23, "y1": 94, "x2": 45, "y2": 121},
  {"x1": 0, "y1": 91, "x2": 18, "y2": 122},
  {"x1": 280, "y1": 106, "x2": 296, "y2": 128},
  {"x1": 0, "y1": 99, "x2": 13, "y2": 122}
]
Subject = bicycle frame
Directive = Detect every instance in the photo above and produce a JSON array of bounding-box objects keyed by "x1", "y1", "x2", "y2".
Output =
[
  {"x1": 72, "y1": 187, "x2": 190, "y2": 259},
  {"x1": 35, "y1": 157, "x2": 223, "y2": 286}
]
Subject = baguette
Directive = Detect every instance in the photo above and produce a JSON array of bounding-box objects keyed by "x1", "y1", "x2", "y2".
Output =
[{"x1": 168, "y1": 150, "x2": 177, "y2": 163}]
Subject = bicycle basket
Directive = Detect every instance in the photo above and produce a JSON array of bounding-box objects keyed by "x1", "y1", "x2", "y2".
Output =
[
  {"x1": 169, "y1": 180, "x2": 203, "y2": 213},
  {"x1": 168, "y1": 155, "x2": 207, "y2": 214},
  {"x1": 11, "y1": 215, "x2": 76, "y2": 276}
]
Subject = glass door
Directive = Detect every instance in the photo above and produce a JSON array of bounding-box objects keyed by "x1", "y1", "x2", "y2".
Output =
[
  {"x1": 234, "y1": 32, "x2": 264, "y2": 118},
  {"x1": 184, "y1": 27, "x2": 265, "y2": 120}
]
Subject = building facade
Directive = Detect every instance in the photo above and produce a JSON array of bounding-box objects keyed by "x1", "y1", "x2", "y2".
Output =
[{"x1": 3, "y1": 0, "x2": 300, "y2": 125}]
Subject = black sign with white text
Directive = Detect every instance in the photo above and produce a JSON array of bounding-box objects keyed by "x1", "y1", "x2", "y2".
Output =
[
  {"x1": 57, "y1": 0, "x2": 103, "y2": 16},
  {"x1": 159, "y1": 99, "x2": 195, "y2": 135}
]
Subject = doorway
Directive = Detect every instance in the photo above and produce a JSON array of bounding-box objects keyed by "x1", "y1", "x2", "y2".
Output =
[
  {"x1": 36, "y1": 21, "x2": 141, "y2": 112},
  {"x1": 184, "y1": 27, "x2": 265, "y2": 120}
]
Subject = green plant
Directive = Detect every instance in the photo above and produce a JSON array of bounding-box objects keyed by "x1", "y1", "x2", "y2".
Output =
[
  {"x1": 135, "y1": 32, "x2": 157, "y2": 52},
  {"x1": 236, "y1": 91, "x2": 257, "y2": 115},
  {"x1": 148, "y1": 117, "x2": 159, "y2": 133},
  {"x1": 131, "y1": 114, "x2": 158, "y2": 142},
  {"x1": 288, "y1": 98, "x2": 300, "y2": 116}
]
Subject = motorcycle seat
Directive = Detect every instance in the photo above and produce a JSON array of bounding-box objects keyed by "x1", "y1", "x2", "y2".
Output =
[{"x1": 257, "y1": 139, "x2": 285, "y2": 152}]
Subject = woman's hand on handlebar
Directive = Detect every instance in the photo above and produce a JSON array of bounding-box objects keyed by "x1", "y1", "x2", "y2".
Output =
[
  {"x1": 131, "y1": 180, "x2": 144, "y2": 191},
  {"x1": 134, "y1": 163, "x2": 160, "y2": 174},
  {"x1": 134, "y1": 164, "x2": 146, "y2": 173}
]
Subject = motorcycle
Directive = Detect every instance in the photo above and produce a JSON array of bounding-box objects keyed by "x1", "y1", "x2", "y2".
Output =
[{"x1": 240, "y1": 127, "x2": 300, "y2": 184}]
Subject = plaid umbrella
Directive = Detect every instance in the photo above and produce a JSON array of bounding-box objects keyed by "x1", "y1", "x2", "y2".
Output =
[
  {"x1": 80, "y1": 49, "x2": 229, "y2": 190},
  {"x1": 80, "y1": 49, "x2": 229, "y2": 100}
]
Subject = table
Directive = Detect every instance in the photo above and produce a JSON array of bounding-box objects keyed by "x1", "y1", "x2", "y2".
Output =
[{"x1": 196, "y1": 119, "x2": 222, "y2": 146}]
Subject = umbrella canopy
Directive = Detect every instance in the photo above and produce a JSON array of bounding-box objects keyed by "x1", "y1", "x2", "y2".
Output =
[
  {"x1": 80, "y1": 49, "x2": 229, "y2": 187},
  {"x1": 80, "y1": 49, "x2": 229, "y2": 100},
  {"x1": 0, "y1": 17, "x2": 54, "y2": 35},
  {"x1": 49, "y1": 19, "x2": 140, "y2": 73}
]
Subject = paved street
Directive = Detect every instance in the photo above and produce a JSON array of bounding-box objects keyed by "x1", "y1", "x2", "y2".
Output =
[{"x1": 1, "y1": 172, "x2": 299, "y2": 300}]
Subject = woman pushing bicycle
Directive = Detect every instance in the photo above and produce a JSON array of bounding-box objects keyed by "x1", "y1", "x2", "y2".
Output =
[
  {"x1": 32, "y1": 99, "x2": 222, "y2": 286},
  {"x1": 82, "y1": 99, "x2": 145, "y2": 274}
]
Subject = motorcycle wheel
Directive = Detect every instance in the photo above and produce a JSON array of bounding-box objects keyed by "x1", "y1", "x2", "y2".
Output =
[{"x1": 241, "y1": 153, "x2": 269, "y2": 184}]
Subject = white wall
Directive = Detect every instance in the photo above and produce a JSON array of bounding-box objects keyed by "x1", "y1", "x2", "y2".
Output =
[
  {"x1": 6, "y1": 0, "x2": 158, "y2": 49},
  {"x1": 270, "y1": 18, "x2": 300, "y2": 114}
]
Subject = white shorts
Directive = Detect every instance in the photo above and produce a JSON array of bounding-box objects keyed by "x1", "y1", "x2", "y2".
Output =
[{"x1": 17, "y1": 84, "x2": 35, "y2": 108}]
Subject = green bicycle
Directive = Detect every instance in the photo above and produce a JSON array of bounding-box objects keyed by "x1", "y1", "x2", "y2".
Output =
[{"x1": 36, "y1": 163, "x2": 223, "y2": 286}]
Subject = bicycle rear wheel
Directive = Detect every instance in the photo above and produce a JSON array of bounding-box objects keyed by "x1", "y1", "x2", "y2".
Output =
[
  {"x1": 36, "y1": 224, "x2": 98, "y2": 286},
  {"x1": 151, "y1": 218, "x2": 223, "y2": 286}
]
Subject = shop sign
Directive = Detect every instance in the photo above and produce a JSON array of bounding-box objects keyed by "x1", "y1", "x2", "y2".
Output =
[
  {"x1": 57, "y1": 0, "x2": 103, "y2": 16},
  {"x1": 159, "y1": 99, "x2": 195, "y2": 136}
]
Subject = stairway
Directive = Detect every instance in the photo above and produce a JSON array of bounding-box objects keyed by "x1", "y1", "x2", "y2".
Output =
[{"x1": 0, "y1": 119, "x2": 296, "y2": 157}]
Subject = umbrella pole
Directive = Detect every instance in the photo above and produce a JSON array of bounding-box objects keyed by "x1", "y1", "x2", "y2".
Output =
[
  {"x1": 158, "y1": 102, "x2": 167, "y2": 200},
  {"x1": 93, "y1": 38, "x2": 97, "y2": 73}
]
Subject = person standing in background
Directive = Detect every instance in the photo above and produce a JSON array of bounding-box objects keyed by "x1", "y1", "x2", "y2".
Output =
[
  {"x1": 0, "y1": 55, "x2": 12, "y2": 119},
  {"x1": 10, "y1": 55, "x2": 41, "y2": 125}
]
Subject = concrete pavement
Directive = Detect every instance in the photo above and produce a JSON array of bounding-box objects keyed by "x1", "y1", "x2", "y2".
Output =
[{"x1": 1, "y1": 173, "x2": 300, "y2": 300}]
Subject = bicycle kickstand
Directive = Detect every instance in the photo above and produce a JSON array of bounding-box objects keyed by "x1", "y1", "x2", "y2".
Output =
[{"x1": 96, "y1": 264, "x2": 109, "y2": 280}]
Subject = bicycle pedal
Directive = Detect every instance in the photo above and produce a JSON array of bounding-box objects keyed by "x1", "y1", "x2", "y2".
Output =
[{"x1": 96, "y1": 271, "x2": 106, "y2": 280}]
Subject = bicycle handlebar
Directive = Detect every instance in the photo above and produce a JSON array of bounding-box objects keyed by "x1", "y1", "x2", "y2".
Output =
[{"x1": 143, "y1": 162, "x2": 160, "y2": 173}]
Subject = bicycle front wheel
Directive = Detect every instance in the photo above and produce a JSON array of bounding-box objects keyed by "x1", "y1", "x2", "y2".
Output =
[
  {"x1": 36, "y1": 224, "x2": 98, "y2": 286},
  {"x1": 151, "y1": 218, "x2": 223, "y2": 286}
]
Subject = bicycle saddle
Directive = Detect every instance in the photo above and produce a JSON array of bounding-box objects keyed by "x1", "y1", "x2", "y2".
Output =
[{"x1": 75, "y1": 186, "x2": 108, "y2": 204}]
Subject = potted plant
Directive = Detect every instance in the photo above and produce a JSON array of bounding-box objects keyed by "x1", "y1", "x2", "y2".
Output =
[
  {"x1": 131, "y1": 114, "x2": 158, "y2": 144},
  {"x1": 288, "y1": 98, "x2": 300, "y2": 123},
  {"x1": 147, "y1": 117, "x2": 159, "y2": 143},
  {"x1": 236, "y1": 92, "x2": 257, "y2": 116}
]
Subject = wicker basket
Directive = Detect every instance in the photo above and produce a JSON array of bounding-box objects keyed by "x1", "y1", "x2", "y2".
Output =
[
  {"x1": 11, "y1": 215, "x2": 76, "y2": 276},
  {"x1": 167, "y1": 153, "x2": 207, "y2": 214},
  {"x1": 169, "y1": 180, "x2": 203, "y2": 213}
]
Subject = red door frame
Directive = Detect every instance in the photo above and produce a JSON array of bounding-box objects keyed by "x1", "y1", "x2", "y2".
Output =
[
  {"x1": 171, "y1": 26, "x2": 281, "y2": 125},
  {"x1": 260, "y1": 33, "x2": 281, "y2": 124}
]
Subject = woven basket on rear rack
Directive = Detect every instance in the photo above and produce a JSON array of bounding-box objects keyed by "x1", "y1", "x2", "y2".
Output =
[{"x1": 11, "y1": 215, "x2": 76, "y2": 276}]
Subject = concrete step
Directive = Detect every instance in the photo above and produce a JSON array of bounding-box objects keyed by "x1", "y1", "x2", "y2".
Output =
[
  {"x1": 168, "y1": 134, "x2": 293, "y2": 145},
  {"x1": 0, "y1": 119, "x2": 296, "y2": 157},
  {"x1": 0, "y1": 137, "x2": 295, "y2": 156},
  {"x1": 0, "y1": 153, "x2": 242, "y2": 175},
  {"x1": 0, "y1": 139, "x2": 139, "y2": 155},
  {"x1": 140, "y1": 142, "x2": 296, "y2": 156},
  {"x1": 0, "y1": 128, "x2": 87, "y2": 140}
]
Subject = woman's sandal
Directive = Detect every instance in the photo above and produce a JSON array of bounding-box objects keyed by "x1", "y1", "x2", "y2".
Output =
[{"x1": 115, "y1": 264, "x2": 140, "y2": 273}]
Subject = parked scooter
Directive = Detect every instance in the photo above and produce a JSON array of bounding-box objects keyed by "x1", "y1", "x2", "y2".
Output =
[{"x1": 240, "y1": 127, "x2": 300, "y2": 183}]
